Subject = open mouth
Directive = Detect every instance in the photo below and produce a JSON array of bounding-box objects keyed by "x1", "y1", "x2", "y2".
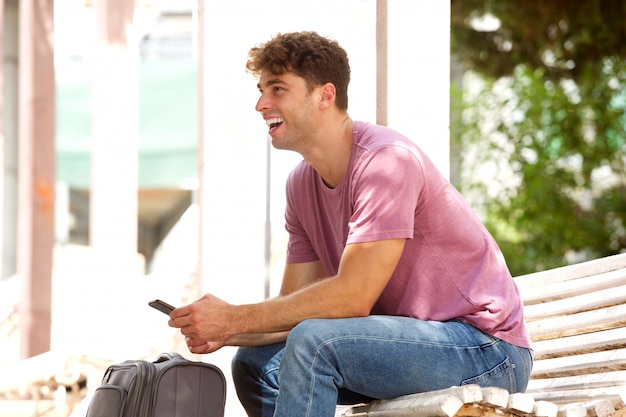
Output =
[{"x1": 266, "y1": 117, "x2": 284, "y2": 134}]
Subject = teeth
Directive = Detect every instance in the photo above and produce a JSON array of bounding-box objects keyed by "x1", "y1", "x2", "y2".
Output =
[{"x1": 265, "y1": 117, "x2": 284, "y2": 126}]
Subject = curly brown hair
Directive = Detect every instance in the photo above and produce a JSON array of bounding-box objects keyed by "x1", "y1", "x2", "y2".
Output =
[{"x1": 246, "y1": 31, "x2": 351, "y2": 111}]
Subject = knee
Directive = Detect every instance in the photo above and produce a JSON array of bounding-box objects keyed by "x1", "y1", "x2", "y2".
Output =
[
  {"x1": 286, "y1": 319, "x2": 325, "y2": 348},
  {"x1": 284, "y1": 319, "x2": 338, "y2": 359},
  {"x1": 231, "y1": 343, "x2": 285, "y2": 388}
]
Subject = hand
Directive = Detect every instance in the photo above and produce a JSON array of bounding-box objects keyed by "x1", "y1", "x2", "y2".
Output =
[
  {"x1": 168, "y1": 294, "x2": 234, "y2": 342},
  {"x1": 185, "y1": 336, "x2": 226, "y2": 354}
]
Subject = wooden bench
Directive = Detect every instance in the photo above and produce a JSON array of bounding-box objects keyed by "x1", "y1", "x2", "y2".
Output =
[{"x1": 339, "y1": 252, "x2": 626, "y2": 417}]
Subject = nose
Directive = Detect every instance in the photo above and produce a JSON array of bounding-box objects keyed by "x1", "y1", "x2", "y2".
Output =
[{"x1": 255, "y1": 93, "x2": 269, "y2": 113}]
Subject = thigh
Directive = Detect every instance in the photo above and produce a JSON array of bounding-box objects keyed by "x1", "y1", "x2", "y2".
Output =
[{"x1": 285, "y1": 316, "x2": 531, "y2": 399}]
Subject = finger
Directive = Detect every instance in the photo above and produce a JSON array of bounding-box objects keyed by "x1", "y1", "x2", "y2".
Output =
[
  {"x1": 179, "y1": 325, "x2": 193, "y2": 337},
  {"x1": 168, "y1": 313, "x2": 191, "y2": 329},
  {"x1": 168, "y1": 317, "x2": 184, "y2": 328},
  {"x1": 186, "y1": 337, "x2": 205, "y2": 348},
  {"x1": 169, "y1": 305, "x2": 190, "y2": 320},
  {"x1": 188, "y1": 342, "x2": 211, "y2": 354}
]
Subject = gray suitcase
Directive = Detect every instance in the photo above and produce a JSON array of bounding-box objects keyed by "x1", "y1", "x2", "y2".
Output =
[{"x1": 85, "y1": 352, "x2": 226, "y2": 417}]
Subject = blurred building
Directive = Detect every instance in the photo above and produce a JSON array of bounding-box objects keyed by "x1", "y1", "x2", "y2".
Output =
[{"x1": 56, "y1": 0, "x2": 198, "y2": 270}]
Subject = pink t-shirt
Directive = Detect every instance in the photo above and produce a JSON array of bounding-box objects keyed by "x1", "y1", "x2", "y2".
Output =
[{"x1": 285, "y1": 121, "x2": 531, "y2": 348}]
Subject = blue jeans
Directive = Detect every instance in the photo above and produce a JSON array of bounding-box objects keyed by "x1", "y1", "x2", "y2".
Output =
[{"x1": 231, "y1": 316, "x2": 533, "y2": 417}]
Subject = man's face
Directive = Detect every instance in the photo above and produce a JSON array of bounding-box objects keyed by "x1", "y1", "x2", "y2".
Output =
[{"x1": 255, "y1": 71, "x2": 318, "y2": 151}]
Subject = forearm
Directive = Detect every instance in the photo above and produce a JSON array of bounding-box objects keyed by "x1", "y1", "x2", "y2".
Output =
[
  {"x1": 226, "y1": 331, "x2": 290, "y2": 347},
  {"x1": 229, "y1": 239, "x2": 405, "y2": 336},
  {"x1": 230, "y1": 276, "x2": 369, "y2": 336}
]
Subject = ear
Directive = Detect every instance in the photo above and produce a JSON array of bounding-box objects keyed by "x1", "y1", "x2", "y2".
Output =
[{"x1": 318, "y1": 83, "x2": 336, "y2": 110}]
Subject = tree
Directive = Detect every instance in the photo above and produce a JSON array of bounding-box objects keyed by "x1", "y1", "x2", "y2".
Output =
[{"x1": 450, "y1": 0, "x2": 626, "y2": 274}]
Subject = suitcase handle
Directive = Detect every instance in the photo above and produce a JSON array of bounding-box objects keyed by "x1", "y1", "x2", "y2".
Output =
[{"x1": 154, "y1": 352, "x2": 183, "y2": 363}]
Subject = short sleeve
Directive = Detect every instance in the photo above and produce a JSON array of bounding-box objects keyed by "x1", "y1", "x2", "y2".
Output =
[
  {"x1": 284, "y1": 167, "x2": 320, "y2": 264},
  {"x1": 347, "y1": 145, "x2": 423, "y2": 244}
]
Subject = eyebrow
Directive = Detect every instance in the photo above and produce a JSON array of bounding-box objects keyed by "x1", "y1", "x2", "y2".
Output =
[{"x1": 257, "y1": 78, "x2": 285, "y2": 91}]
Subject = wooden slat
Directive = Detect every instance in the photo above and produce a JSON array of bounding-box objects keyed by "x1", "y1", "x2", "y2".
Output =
[
  {"x1": 534, "y1": 401, "x2": 560, "y2": 417},
  {"x1": 558, "y1": 399, "x2": 622, "y2": 417},
  {"x1": 454, "y1": 402, "x2": 557, "y2": 417},
  {"x1": 515, "y1": 253, "x2": 626, "y2": 291},
  {"x1": 342, "y1": 385, "x2": 480, "y2": 417},
  {"x1": 520, "y1": 268, "x2": 626, "y2": 306},
  {"x1": 532, "y1": 327, "x2": 626, "y2": 360},
  {"x1": 532, "y1": 348, "x2": 626, "y2": 378},
  {"x1": 527, "y1": 386, "x2": 626, "y2": 408},
  {"x1": 481, "y1": 387, "x2": 509, "y2": 408},
  {"x1": 507, "y1": 392, "x2": 536, "y2": 413},
  {"x1": 453, "y1": 403, "x2": 527, "y2": 417},
  {"x1": 528, "y1": 371, "x2": 626, "y2": 392},
  {"x1": 524, "y1": 284, "x2": 626, "y2": 322},
  {"x1": 527, "y1": 304, "x2": 626, "y2": 341},
  {"x1": 526, "y1": 370, "x2": 626, "y2": 398}
]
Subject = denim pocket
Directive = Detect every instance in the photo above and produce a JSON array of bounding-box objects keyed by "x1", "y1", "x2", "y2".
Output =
[{"x1": 460, "y1": 357, "x2": 516, "y2": 393}]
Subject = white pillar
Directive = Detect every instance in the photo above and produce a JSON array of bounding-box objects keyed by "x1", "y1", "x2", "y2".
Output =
[
  {"x1": 0, "y1": 0, "x2": 5, "y2": 284},
  {"x1": 90, "y1": 0, "x2": 139, "y2": 267},
  {"x1": 17, "y1": 0, "x2": 56, "y2": 359},
  {"x1": 377, "y1": 0, "x2": 388, "y2": 126},
  {"x1": 195, "y1": 0, "x2": 205, "y2": 300},
  {"x1": 3, "y1": 1, "x2": 19, "y2": 281},
  {"x1": 387, "y1": 1, "x2": 451, "y2": 178}
]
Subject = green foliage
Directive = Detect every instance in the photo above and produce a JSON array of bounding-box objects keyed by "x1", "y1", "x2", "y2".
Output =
[
  {"x1": 451, "y1": 1, "x2": 626, "y2": 274},
  {"x1": 451, "y1": 0, "x2": 626, "y2": 82}
]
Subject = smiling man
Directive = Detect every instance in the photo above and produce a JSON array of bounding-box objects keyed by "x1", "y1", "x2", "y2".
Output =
[{"x1": 169, "y1": 31, "x2": 533, "y2": 417}]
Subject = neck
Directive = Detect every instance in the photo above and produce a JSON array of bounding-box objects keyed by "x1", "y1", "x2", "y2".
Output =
[{"x1": 303, "y1": 116, "x2": 354, "y2": 188}]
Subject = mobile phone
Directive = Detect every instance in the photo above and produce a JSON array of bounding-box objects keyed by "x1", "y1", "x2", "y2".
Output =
[{"x1": 149, "y1": 299, "x2": 176, "y2": 315}]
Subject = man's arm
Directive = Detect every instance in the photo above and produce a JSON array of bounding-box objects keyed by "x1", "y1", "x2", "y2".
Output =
[
  {"x1": 170, "y1": 238, "x2": 406, "y2": 344},
  {"x1": 182, "y1": 260, "x2": 329, "y2": 353},
  {"x1": 278, "y1": 260, "x2": 329, "y2": 295}
]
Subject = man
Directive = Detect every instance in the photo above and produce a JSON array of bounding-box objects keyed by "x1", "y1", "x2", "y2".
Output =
[{"x1": 169, "y1": 31, "x2": 533, "y2": 417}]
